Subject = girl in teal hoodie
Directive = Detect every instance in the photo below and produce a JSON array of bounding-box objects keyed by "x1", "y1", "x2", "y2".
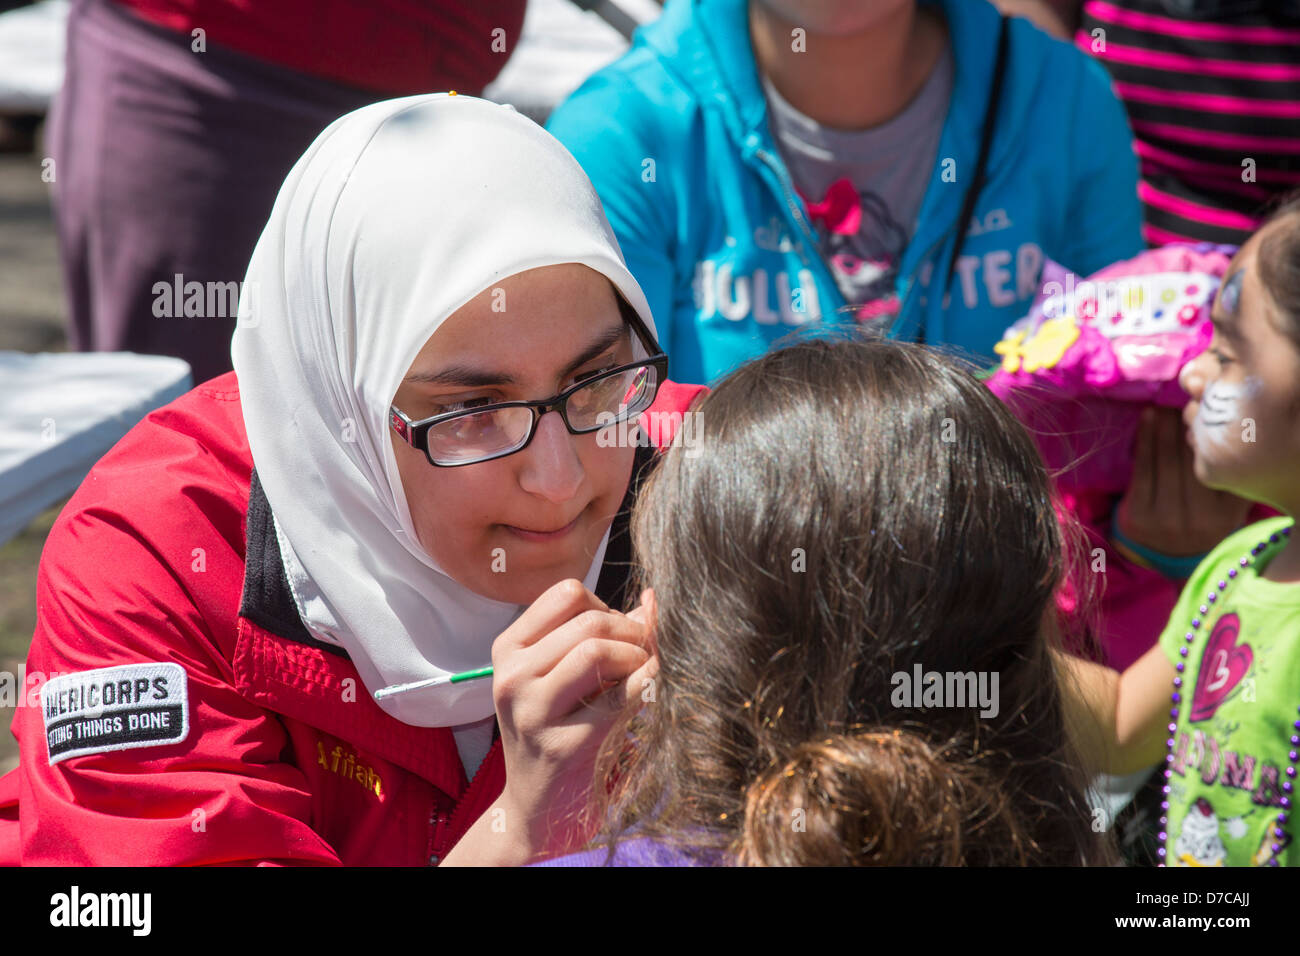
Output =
[{"x1": 548, "y1": 0, "x2": 1144, "y2": 385}]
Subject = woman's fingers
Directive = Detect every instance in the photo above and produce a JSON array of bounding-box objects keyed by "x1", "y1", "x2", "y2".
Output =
[
  {"x1": 543, "y1": 654, "x2": 661, "y2": 769},
  {"x1": 518, "y1": 606, "x2": 651, "y2": 678},
  {"x1": 624, "y1": 588, "x2": 658, "y2": 655},
  {"x1": 539, "y1": 637, "x2": 650, "y2": 723},
  {"x1": 486, "y1": 584, "x2": 658, "y2": 860},
  {"x1": 493, "y1": 599, "x2": 649, "y2": 725},
  {"x1": 493, "y1": 579, "x2": 608, "y2": 660}
]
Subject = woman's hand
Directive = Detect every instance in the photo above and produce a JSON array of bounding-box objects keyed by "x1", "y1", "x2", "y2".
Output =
[
  {"x1": 1115, "y1": 406, "x2": 1250, "y2": 559},
  {"x1": 441, "y1": 580, "x2": 658, "y2": 865}
]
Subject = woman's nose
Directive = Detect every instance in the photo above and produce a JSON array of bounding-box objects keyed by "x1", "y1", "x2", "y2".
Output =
[{"x1": 517, "y1": 410, "x2": 585, "y2": 502}]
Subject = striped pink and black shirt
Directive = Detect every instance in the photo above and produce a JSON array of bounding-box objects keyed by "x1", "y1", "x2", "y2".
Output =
[{"x1": 1078, "y1": 0, "x2": 1300, "y2": 246}]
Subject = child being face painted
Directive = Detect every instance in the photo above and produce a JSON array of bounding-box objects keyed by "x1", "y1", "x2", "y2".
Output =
[{"x1": 1179, "y1": 207, "x2": 1300, "y2": 515}]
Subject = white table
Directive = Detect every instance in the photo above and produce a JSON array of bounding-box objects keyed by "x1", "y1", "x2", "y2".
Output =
[
  {"x1": 0, "y1": 0, "x2": 67, "y2": 114},
  {"x1": 0, "y1": 350, "x2": 192, "y2": 544}
]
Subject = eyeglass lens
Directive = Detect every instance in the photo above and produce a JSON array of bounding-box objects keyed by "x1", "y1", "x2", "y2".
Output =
[{"x1": 424, "y1": 364, "x2": 658, "y2": 465}]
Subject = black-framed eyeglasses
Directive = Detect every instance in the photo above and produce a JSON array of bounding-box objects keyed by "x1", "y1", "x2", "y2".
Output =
[{"x1": 390, "y1": 298, "x2": 668, "y2": 467}]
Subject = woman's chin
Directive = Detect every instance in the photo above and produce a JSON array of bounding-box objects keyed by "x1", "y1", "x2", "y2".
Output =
[
  {"x1": 441, "y1": 514, "x2": 616, "y2": 604},
  {"x1": 463, "y1": 561, "x2": 602, "y2": 606}
]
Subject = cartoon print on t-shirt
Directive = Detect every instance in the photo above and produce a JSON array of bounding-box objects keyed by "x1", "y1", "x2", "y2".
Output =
[
  {"x1": 1175, "y1": 797, "x2": 1227, "y2": 866},
  {"x1": 799, "y1": 177, "x2": 906, "y2": 328}
]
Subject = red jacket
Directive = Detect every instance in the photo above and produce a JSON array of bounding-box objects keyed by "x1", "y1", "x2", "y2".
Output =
[{"x1": 0, "y1": 371, "x2": 704, "y2": 865}]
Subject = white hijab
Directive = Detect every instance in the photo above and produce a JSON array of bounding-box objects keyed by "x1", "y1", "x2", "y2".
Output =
[{"x1": 231, "y1": 93, "x2": 656, "y2": 728}]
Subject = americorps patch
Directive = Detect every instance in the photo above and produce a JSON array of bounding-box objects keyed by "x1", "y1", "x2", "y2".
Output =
[{"x1": 41, "y1": 663, "x2": 189, "y2": 765}]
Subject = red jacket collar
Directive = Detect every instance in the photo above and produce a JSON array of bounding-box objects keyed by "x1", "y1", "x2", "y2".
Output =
[
  {"x1": 231, "y1": 614, "x2": 473, "y2": 798},
  {"x1": 234, "y1": 466, "x2": 471, "y2": 797}
]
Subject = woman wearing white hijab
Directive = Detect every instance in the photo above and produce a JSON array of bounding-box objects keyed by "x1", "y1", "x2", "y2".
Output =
[{"x1": 0, "y1": 93, "x2": 703, "y2": 866}]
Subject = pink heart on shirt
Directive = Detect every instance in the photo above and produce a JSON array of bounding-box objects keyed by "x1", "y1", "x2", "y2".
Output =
[
  {"x1": 1189, "y1": 612, "x2": 1252, "y2": 723},
  {"x1": 802, "y1": 178, "x2": 862, "y2": 236}
]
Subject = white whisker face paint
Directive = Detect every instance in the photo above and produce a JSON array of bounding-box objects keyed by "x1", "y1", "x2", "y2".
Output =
[{"x1": 1192, "y1": 376, "x2": 1262, "y2": 451}]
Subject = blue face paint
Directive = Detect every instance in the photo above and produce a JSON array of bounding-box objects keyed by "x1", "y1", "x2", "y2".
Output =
[{"x1": 1217, "y1": 269, "x2": 1244, "y2": 318}]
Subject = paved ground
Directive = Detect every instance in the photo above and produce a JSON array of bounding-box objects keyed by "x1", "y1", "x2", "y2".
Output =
[
  {"x1": 0, "y1": 128, "x2": 70, "y2": 774},
  {"x1": 0, "y1": 133, "x2": 64, "y2": 352}
]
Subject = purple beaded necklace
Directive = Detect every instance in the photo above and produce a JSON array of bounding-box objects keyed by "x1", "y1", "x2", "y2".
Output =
[{"x1": 1158, "y1": 524, "x2": 1297, "y2": 867}]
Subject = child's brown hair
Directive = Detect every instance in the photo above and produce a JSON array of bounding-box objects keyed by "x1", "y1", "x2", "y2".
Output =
[
  {"x1": 591, "y1": 336, "x2": 1113, "y2": 865},
  {"x1": 1256, "y1": 191, "x2": 1300, "y2": 352}
]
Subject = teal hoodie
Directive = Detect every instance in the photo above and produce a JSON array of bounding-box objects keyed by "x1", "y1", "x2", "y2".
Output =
[{"x1": 548, "y1": 0, "x2": 1143, "y2": 385}]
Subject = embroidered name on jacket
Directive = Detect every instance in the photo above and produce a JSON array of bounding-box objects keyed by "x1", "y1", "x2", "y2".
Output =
[
  {"x1": 317, "y1": 740, "x2": 385, "y2": 798},
  {"x1": 41, "y1": 663, "x2": 189, "y2": 764}
]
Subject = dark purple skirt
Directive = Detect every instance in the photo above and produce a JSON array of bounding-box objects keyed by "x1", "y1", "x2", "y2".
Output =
[{"x1": 49, "y1": 0, "x2": 380, "y2": 384}]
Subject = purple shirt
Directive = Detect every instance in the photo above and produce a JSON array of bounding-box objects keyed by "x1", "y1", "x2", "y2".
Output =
[{"x1": 531, "y1": 837, "x2": 727, "y2": 867}]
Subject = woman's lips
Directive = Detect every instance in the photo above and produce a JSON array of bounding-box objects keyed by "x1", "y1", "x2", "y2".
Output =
[{"x1": 502, "y1": 512, "x2": 582, "y2": 542}]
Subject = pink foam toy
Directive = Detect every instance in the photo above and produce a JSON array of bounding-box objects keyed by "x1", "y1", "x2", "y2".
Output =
[{"x1": 987, "y1": 244, "x2": 1234, "y2": 498}]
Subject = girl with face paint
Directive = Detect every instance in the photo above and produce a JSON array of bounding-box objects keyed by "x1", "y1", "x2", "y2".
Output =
[
  {"x1": 1179, "y1": 255, "x2": 1300, "y2": 514},
  {"x1": 1057, "y1": 198, "x2": 1300, "y2": 867},
  {"x1": 1111, "y1": 266, "x2": 1255, "y2": 568}
]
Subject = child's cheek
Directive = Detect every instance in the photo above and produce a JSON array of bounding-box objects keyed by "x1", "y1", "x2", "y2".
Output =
[
  {"x1": 1191, "y1": 379, "x2": 1248, "y2": 458},
  {"x1": 1190, "y1": 376, "x2": 1263, "y2": 470}
]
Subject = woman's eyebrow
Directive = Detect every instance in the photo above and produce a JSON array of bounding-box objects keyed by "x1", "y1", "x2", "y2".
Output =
[
  {"x1": 404, "y1": 322, "x2": 627, "y2": 389},
  {"x1": 404, "y1": 364, "x2": 517, "y2": 388},
  {"x1": 559, "y1": 322, "x2": 628, "y2": 378}
]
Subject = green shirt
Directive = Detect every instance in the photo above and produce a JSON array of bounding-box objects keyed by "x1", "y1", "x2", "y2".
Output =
[{"x1": 1158, "y1": 517, "x2": 1300, "y2": 867}]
